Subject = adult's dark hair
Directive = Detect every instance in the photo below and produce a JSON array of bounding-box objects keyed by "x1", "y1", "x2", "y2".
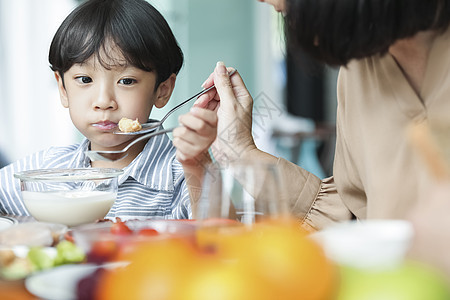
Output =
[
  {"x1": 49, "y1": 0, "x2": 183, "y2": 88},
  {"x1": 285, "y1": 0, "x2": 450, "y2": 66}
]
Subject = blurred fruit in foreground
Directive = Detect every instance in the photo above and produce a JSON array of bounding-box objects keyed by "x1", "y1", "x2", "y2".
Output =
[
  {"x1": 227, "y1": 222, "x2": 337, "y2": 300},
  {"x1": 96, "y1": 239, "x2": 197, "y2": 300},
  {"x1": 87, "y1": 239, "x2": 118, "y2": 263},
  {"x1": 1, "y1": 240, "x2": 85, "y2": 280},
  {"x1": 109, "y1": 221, "x2": 133, "y2": 235},
  {"x1": 95, "y1": 219, "x2": 337, "y2": 300},
  {"x1": 197, "y1": 219, "x2": 336, "y2": 300},
  {"x1": 337, "y1": 261, "x2": 450, "y2": 300},
  {"x1": 176, "y1": 257, "x2": 273, "y2": 300},
  {"x1": 54, "y1": 240, "x2": 86, "y2": 265},
  {"x1": 195, "y1": 218, "x2": 247, "y2": 255}
]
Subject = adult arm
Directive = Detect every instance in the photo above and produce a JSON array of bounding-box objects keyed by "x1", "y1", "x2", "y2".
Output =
[
  {"x1": 277, "y1": 157, "x2": 352, "y2": 231},
  {"x1": 197, "y1": 62, "x2": 352, "y2": 230}
]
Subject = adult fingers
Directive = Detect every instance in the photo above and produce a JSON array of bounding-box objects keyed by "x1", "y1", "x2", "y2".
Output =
[
  {"x1": 173, "y1": 132, "x2": 213, "y2": 159},
  {"x1": 207, "y1": 100, "x2": 219, "y2": 111},
  {"x1": 176, "y1": 116, "x2": 217, "y2": 138},
  {"x1": 188, "y1": 107, "x2": 218, "y2": 127},
  {"x1": 194, "y1": 65, "x2": 237, "y2": 109},
  {"x1": 213, "y1": 62, "x2": 252, "y2": 111},
  {"x1": 174, "y1": 129, "x2": 213, "y2": 148},
  {"x1": 213, "y1": 62, "x2": 236, "y2": 106},
  {"x1": 200, "y1": 66, "x2": 235, "y2": 89}
]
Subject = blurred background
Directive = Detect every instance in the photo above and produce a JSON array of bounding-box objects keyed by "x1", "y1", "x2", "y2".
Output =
[{"x1": 0, "y1": 0, "x2": 338, "y2": 178}]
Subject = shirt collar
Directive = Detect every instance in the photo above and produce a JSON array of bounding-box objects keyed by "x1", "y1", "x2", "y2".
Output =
[
  {"x1": 77, "y1": 134, "x2": 176, "y2": 192},
  {"x1": 120, "y1": 133, "x2": 176, "y2": 192},
  {"x1": 72, "y1": 139, "x2": 92, "y2": 168}
]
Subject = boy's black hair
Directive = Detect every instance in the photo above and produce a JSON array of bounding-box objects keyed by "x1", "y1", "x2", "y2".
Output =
[
  {"x1": 285, "y1": 0, "x2": 450, "y2": 66},
  {"x1": 49, "y1": 0, "x2": 183, "y2": 88}
]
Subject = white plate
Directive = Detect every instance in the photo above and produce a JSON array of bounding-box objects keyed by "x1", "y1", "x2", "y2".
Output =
[
  {"x1": 310, "y1": 219, "x2": 414, "y2": 269},
  {"x1": 25, "y1": 262, "x2": 128, "y2": 300},
  {"x1": 0, "y1": 216, "x2": 17, "y2": 231}
]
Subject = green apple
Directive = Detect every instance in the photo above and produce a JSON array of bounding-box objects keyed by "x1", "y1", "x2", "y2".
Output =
[{"x1": 336, "y1": 261, "x2": 450, "y2": 300}]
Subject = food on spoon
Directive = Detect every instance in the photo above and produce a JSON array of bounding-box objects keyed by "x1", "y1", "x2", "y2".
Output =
[{"x1": 118, "y1": 117, "x2": 142, "y2": 132}]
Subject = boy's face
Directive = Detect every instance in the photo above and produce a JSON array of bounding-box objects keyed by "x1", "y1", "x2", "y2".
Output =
[{"x1": 55, "y1": 48, "x2": 175, "y2": 152}]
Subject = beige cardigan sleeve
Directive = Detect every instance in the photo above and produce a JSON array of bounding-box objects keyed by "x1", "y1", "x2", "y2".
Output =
[{"x1": 277, "y1": 157, "x2": 352, "y2": 232}]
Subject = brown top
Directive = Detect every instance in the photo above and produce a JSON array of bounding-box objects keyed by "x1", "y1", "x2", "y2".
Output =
[{"x1": 280, "y1": 28, "x2": 450, "y2": 231}]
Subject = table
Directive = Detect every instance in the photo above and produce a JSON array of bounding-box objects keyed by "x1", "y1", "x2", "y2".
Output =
[{"x1": 0, "y1": 279, "x2": 37, "y2": 300}]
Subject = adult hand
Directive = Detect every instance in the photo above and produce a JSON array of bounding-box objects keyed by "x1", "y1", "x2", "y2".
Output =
[
  {"x1": 195, "y1": 62, "x2": 257, "y2": 165},
  {"x1": 173, "y1": 107, "x2": 218, "y2": 209},
  {"x1": 173, "y1": 107, "x2": 217, "y2": 165}
]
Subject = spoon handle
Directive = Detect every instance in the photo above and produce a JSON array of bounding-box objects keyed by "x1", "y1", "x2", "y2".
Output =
[
  {"x1": 159, "y1": 69, "x2": 237, "y2": 124},
  {"x1": 122, "y1": 127, "x2": 175, "y2": 152}
]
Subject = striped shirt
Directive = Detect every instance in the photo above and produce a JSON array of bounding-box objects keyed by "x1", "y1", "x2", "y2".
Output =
[{"x1": 0, "y1": 133, "x2": 191, "y2": 221}]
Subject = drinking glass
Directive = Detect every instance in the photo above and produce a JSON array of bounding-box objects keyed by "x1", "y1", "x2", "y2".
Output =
[
  {"x1": 196, "y1": 161, "x2": 289, "y2": 224},
  {"x1": 195, "y1": 161, "x2": 290, "y2": 252}
]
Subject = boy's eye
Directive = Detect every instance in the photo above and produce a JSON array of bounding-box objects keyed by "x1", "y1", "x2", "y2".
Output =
[
  {"x1": 75, "y1": 76, "x2": 92, "y2": 84},
  {"x1": 119, "y1": 78, "x2": 137, "y2": 85}
]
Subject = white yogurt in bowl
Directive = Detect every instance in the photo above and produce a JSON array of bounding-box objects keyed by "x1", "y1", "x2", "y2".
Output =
[
  {"x1": 14, "y1": 168, "x2": 123, "y2": 227},
  {"x1": 22, "y1": 191, "x2": 117, "y2": 227}
]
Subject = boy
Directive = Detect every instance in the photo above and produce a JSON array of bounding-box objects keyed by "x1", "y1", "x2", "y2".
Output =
[{"x1": 0, "y1": 0, "x2": 215, "y2": 221}]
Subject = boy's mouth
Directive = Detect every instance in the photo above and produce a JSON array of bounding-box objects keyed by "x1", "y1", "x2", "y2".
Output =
[{"x1": 92, "y1": 120, "x2": 118, "y2": 131}]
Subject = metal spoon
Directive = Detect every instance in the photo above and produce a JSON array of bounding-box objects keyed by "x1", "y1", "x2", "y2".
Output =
[
  {"x1": 113, "y1": 69, "x2": 237, "y2": 135},
  {"x1": 85, "y1": 127, "x2": 174, "y2": 162}
]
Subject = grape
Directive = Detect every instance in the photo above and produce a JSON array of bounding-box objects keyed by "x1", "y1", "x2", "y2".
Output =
[{"x1": 76, "y1": 267, "x2": 105, "y2": 300}]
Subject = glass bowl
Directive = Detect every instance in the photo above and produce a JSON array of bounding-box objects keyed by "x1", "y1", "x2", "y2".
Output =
[
  {"x1": 14, "y1": 168, "x2": 123, "y2": 227},
  {"x1": 71, "y1": 219, "x2": 197, "y2": 262}
]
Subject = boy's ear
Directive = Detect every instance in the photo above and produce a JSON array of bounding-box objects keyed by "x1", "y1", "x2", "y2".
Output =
[
  {"x1": 154, "y1": 74, "x2": 176, "y2": 108},
  {"x1": 54, "y1": 72, "x2": 69, "y2": 108}
]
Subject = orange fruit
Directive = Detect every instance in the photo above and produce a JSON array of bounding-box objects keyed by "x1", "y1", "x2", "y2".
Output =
[
  {"x1": 96, "y1": 239, "x2": 198, "y2": 300},
  {"x1": 225, "y1": 221, "x2": 337, "y2": 300},
  {"x1": 174, "y1": 256, "x2": 274, "y2": 300},
  {"x1": 96, "y1": 219, "x2": 337, "y2": 300},
  {"x1": 195, "y1": 220, "x2": 248, "y2": 255}
]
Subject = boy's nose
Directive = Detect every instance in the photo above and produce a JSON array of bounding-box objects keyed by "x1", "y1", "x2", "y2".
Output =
[{"x1": 93, "y1": 89, "x2": 118, "y2": 110}]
